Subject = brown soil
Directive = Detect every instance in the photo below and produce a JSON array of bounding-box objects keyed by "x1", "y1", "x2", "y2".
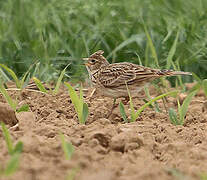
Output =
[{"x1": 0, "y1": 84, "x2": 207, "y2": 180}]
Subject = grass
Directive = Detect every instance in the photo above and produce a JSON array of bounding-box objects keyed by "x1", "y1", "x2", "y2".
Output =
[
  {"x1": 0, "y1": 0, "x2": 207, "y2": 82},
  {"x1": 32, "y1": 63, "x2": 70, "y2": 94},
  {"x1": 119, "y1": 83, "x2": 178, "y2": 122},
  {"x1": 167, "y1": 73, "x2": 207, "y2": 125},
  {"x1": 65, "y1": 82, "x2": 88, "y2": 124},
  {"x1": 0, "y1": 122, "x2": 23, "y2": 177},
  {"x1": 59, "y1": 133, "x2": 74, "y2": 160},
  {"x1": 59, "y1": 133, "x2": 78, "y2": 180},
  {"x1": 168, "y1": 89, "x2": 198, "y2": 125},
  {"x1": 0, "y1": 81, "x2": 29, "y2": 113}
]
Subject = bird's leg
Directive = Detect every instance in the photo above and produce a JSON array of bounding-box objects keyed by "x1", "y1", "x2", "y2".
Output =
[
  {"x1": 86, "y1": 88, "x2": 96, "y2": 101},
  {"x1": 107, "y1": 98, "x2": 117, "y2": 118},
  {"x1": 113, "y1": 98, "x2": 117, "y2": 106}
]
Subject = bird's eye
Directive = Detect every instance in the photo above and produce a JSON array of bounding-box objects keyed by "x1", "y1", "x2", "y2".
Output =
[{"x1": 91, "y1": 59, "x2": 96, "y2": 63}]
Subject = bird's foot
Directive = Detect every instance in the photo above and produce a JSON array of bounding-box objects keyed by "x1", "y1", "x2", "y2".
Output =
[{"x1": 107, "y1": 100, "x2": 118, "y2": 118}]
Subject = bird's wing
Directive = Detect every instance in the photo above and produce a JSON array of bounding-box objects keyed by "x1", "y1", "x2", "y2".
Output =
[{"x1": 98, "y1": 63, "x2": 159, "y2": 88}]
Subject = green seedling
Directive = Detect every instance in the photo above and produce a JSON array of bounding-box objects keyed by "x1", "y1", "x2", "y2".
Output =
[
  {"x1": 167, "y1": 168, "x2": 189, "y2": 180},
  {"x1": 2, "y1": 153, "x2": 21, "y2": 176},
  {"x1": 65, "y1": 82, "x2": 88, "y2": 124},
  {"x1": 201, "y1": 173, "x2": 207, "y2": 180},
  {"x1": 143, "y1": 23, "x2": 159, "y2": 68},
  {"x1": 16, "y1": 104, "x2": 30, "y2": 113},
  {"x1": 0, "y1": 122, "x2": 23, "y2": 177},
  {"x1": 66, "y1": 168, "x2": 79, "y2": 180},
  {"x1": 0, "y1": 64, "x2": 21, "y2": 89},
  {"x1": 0, "y1": 82, "x2": 29, "y2": 113},
  {"x1": 119, "y1": 83, "x2": 178, "y2": 122},
  {"x1": 119, "y1": 101, "x2": 128, "y2": 123},
  {"x1": 32, "y1": 77, "x2": 48, "y2": 93},
  {"x1": 59, "y1": 133, "x2": 78, "y2": 180},
  {"x1": 0, "y1": 82, "x2": 17, "y2": 110},
  {"x1": 1, "y1": 122, "x2": 23, "y2": 155},
  {"x1": 168, "y1": 89, "x2": 197, "y2": 125},
  {"x1": 32, "y1": 64, "x2": 70, "y2": 94},
  {"x1": 0, "y1": 68, "x2": 10, "y2": 82},
  {"x1": 144, "y1": 86, "x2": 161, "y2": 112},
  {"x1": 202, "y1": 79, "x2": 207, "y2": 98},
  {"x1": 0, "y1": 63, "x2": 34, "y2": 90},
  {"x1": 0, "y1": 62, "x2": 42, "y2": 90},
  {"x1": 189, "y1": 73, "x2": 207, "y2": 98},
  {"x1": 53, "y1": 64, "x2": 70, "y2": 95},
  {"x1": 59, "y1": 133, "x2": 74, "y2": 160}
]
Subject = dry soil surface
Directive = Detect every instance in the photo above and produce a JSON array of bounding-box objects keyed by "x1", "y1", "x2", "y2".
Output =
[{"x1": 0, "y1": 84, "x2": 207, "y2": 180}]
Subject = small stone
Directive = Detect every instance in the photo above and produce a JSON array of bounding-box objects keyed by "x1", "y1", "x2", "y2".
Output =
[
  {"x1": 71, "y1": 138, "x2": 82, "y2": 146},
  {"x1": 96, "y1": 145, "x2": 108, "y2": 154},
  {"x1": 110, "y1": 133, "x2": 125, "y2": 152},
  {"x1": 99, "y1": 118, "x2": 111, "y2": 125},
  {"x1": 90, "y1": 131, "x2": 110, "y2": 148},
  {"x1": 89, "y1": 138, "x2": 99, "y2": 148},
  {"x1": 110, "y1": 131, "x2": 144, "y2": 152},
  {"x1": 124, "y1": 142, "x2": 139, "y2": 152}
]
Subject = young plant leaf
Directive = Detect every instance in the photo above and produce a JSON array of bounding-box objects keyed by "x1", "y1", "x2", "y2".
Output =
[
  {"x1": 1, "y1": 122, "x2": 14, "y2": 155},
  {"x1": 32, "y1": 77, "x2": 48, "y2": 93},
  {"x1": 192, "y1": 72, "x2": 202, "y2": 84},
  {"x1": 4, "y1": 153, "x2": 20, "y2": 176},
  {"x1": 154, "y1": 101, "x2": 161, "y2": 112},
  {"x1": 0, "y1": 64, "x2": 21, "y2": 88},
  {"x1": 188, "y1": 82, "x2": 201, "y2": 94},
  {"x1": 143, "y1": 99, "x2": 154, "y2": 108},
  {"x1": 60, "y1": 133, "x2": 74, "y2": 160},
  {"x1": 168, "y1": 108, "x2": 178, "y2": 125},
  {"x1": 202, "y1": 79, "x2": 207, "y2": 98},
  {"x1": 66, "y1": 168, "x2": 79, "y2": 180},
  {"x1": 64, "y1": 82, "x2": 82, "y2": 121},
  {"x1": 82, "y1": 103, "x2": 88, "y2": 124},
  {"x1": 177, "y1": 99, "x2": 182, "y2": 124},
  {"x1": 53, "y1": 63, "x2": 70, "y2": 94},
  {"x1": 166, "y1": 30, "x2": 179, "y2": 69},
  {"x1": 12, "y1": 141, "x2": 23, "y2": 154},
  {"x1": 119, "y1": 101, "x2": 128, "y2": 123},
  {"x1": 20, "y1": 62, "x2": 38, "y2": 89},
  {"x1": 0, "y1": 68, "x2": 10, "y2": 81},
  {"x1": 125, "y1": 83, "x2": 136, "y2": 122},
  {"x1": 79, "y1": 85, "x2": 84, "y2": 110},
  {"x1": 0, "y1": 82, "x2": 17, "y2": 110},
  {"x1": 135, "y1": 91, "x2": 178, "y2": 119},
  {"x1": 65, "y1": 83, "x2": 89, "y2": 124},
  {"x1": 32, "y1": 62, "x2": 40, "y2": 77},
  {"x1": 16, "y1": 104, "x2": 29, "y2": 113},
  {"x1": 179, "y1": 90, "x2": 197, "y2": 124},
  {"x1": 143, "y1": 24, "x2": 159, "y2": 68}
]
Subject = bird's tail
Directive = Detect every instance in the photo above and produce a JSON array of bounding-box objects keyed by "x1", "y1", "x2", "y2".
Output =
[{"x1": 157, "y1": 69, "x2": 192, "y2": 76}]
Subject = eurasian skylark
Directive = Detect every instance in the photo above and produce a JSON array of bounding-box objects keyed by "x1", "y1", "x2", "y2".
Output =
[{"x1": 83, "y1": 50, "x2": 191, "y2": 101}]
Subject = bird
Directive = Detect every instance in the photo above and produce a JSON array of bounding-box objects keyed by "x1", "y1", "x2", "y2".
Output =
[{"x1": 83, "y1": 50, "x2": 192, "y2": 115}]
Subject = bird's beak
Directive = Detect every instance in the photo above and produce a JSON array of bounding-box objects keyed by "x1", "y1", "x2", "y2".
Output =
[{"x1": 82, "y1": 58, "x2": 90, "y2": 66}]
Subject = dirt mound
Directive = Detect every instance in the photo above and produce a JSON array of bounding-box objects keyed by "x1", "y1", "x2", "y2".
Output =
[{"x1": 0, "y1": 85, "x2": 206, "y2": 180}]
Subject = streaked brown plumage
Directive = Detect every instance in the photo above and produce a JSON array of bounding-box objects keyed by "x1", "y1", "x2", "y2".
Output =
[{"x1": 84, "y1": 50, "x2": 192, "y2": 99}]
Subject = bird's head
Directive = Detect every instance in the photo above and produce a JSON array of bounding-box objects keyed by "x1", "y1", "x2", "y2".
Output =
[{"x1": 83, "y1": 50, "x2": 109, "y2": 73}]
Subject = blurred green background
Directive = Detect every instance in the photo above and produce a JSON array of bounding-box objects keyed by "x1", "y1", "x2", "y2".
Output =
[{"x1": 0, "y1": 0, "x2": 207, "y2": 83}]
